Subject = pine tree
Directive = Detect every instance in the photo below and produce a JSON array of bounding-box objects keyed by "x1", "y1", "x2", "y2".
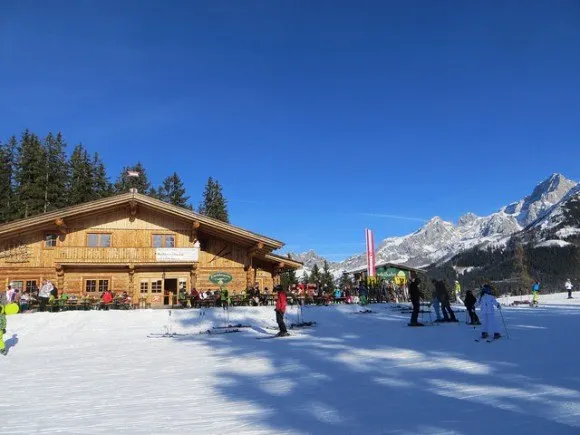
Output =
[
  {"x1": 15, "y1": 130, "x2": 46, "y2": 218},
  {"x1": 513, "y1": 239, "x2": 533, "y2": 294},
  {"x1": 157, "y1": 172, "x2": 190, "y2": 208},
  {"x1": 198, "y1": 177, "x2": 229, "y2": 222},
  {"x1": 114, "y1": 162, "x2": 152, "y2": 194},
  {"x1": 92, "y1": 153, "x2": 113, "y2": 199},
  {"x1": 280, "y1": 268, "x2": 298, "y2": 291},
  {"x1": 310, "y1": 263, "x2": 321, "y2": 288},
  {"x1": 0, "y1": 136, "x2": 17, "y2": 222},
  {"x1": 68, "y1": 144, "x2": 94, "y2": 205},
  {"x1": 148, "y1": 186, "x2": 163, "y2": 200},
  {"x1": 320, "y1": 260, "x2": 335, "y2": 292},
  {"x1": 300, "y1": 270, "x2": 310, "y2": 285},
  {"x1": 339, "y1": 273, "x2": 354, "y2": 290},
  {"x1": 42, "y1": 132, "x2": 69, "y2": 212}
]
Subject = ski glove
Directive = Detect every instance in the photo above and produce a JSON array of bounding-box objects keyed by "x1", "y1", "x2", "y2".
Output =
[{"x1": 1, "y1": 329, "x2": 5, "y2": 334}]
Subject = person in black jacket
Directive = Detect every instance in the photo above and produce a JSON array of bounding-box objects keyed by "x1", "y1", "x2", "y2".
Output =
[
  {"x1": 435, "y1": 280, "x2": 458, "y2": 322},
  {"x1": 408, "y1": 272, "x2": 423, "y2": 326},
  {"x1": 464, "y1": 289, "x2": 480, "y2": 325}
]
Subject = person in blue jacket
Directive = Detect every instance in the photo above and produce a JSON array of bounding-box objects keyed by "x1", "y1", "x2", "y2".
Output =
[{"x1": 531, "y1": 281, "x2": 540, "y2": 307}]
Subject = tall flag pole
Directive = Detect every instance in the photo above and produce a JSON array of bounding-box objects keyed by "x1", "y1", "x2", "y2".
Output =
[{"x1": 365, "y1": 228, "x2": 376, "y2": 277}]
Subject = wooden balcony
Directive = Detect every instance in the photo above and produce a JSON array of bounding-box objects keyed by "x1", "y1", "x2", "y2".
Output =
[{"x1": 56, "y1": 247, "x2": 197, "y2": 264}]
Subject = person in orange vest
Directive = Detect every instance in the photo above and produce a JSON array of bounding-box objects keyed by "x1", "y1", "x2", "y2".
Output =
[{"x1": 274, "y1": 285, "x2": 289, "y2": 337}]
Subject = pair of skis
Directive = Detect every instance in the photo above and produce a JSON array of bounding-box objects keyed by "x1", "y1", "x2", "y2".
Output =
[
  {"x1": 474, "y1": 337, "x2": 501, "y2": 343},
  {"x1": 147, "y1": 328, "x2": 240, "y2": 338}
]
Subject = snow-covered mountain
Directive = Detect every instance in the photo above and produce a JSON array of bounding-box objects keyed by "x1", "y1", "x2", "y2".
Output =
[
  {"x1": 288, "y1": 250, "x2": 330, "y2": 276},
  {"x1": 293, "y1": 173, "x2": 579, "y2": 276}
]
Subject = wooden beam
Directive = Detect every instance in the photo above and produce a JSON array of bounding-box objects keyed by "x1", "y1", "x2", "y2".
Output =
[
  {"x1": 128, "y1": 200, "x2": 138, "y2": 221},
  {"x1": 55, "y1": 218, "x2": 67, "y2": 234}
]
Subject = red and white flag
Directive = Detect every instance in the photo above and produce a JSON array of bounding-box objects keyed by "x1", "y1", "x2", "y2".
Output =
[
  {"x1": 365, "y1": 228, "x2": 376, "y2": 277},
  {"x1": 127, "y1": 170, "x2": 140, "y2": 177}
]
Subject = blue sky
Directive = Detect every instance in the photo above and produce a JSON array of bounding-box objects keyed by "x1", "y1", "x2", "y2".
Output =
[{"x1": 1, "y1": 1, "x2": 579, "y2": 260}]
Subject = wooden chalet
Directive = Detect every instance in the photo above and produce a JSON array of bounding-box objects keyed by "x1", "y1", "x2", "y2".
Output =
[{"x1": 0, "y1": 192, "x2": 302, "y2": 307}]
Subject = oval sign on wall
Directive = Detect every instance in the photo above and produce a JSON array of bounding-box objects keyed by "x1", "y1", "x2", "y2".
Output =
[{"x1": 209, "y1": 272, "x2": 233, "y2": 285}]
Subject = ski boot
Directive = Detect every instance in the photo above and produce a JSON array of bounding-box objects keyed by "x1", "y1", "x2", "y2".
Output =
[
  {"x1": 408, "y1": 322, "x2": 424, "y2": 327},
  {"x1": 493, "y1": 333, "x2": 501, "y2": 340},
  {"x1": 481, "y1": 332, "x2": 489, "y2": 339},
  {"x1": 0, "y1": 349, "x2": 7, "y2": 356}
]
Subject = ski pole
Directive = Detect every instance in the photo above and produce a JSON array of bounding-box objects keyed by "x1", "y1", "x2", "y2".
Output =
[{"x1": 498, "y1": 307, "x2": 510, "y2": 339}]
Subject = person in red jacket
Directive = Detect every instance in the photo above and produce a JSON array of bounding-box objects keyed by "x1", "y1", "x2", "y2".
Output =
[
  {"x1": 274, "y1": 285, "x2": 289, "y2": 337},
  {"x1": 101, "y1": 290, "x2": 114, "y2": 310}
]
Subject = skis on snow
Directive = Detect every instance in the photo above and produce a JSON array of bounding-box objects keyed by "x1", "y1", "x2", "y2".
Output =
[{"x1": 147, "y1": 329, "x2": 240, "y2": 338}]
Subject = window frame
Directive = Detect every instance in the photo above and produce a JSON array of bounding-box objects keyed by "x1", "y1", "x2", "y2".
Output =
[
  {"x1": 84, "y1": 278, "x2": 111, "y2": 293},
  {"x1": 44, "y1": 232, "x2": 58, "y2": 248},
  {"x1": 151, "y1": 234, "x2": 176, "y2": 248},
  {"x1": 86, "y1": 233, "x2": 112, "y2": 248},
  {"x1": 151, "y1": 279, "x2": 163, "y2": 293}
]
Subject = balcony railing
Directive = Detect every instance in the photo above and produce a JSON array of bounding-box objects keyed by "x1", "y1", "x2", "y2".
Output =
[{"x1": 56, "y1": 247, "x2": 197, "y2": 264}]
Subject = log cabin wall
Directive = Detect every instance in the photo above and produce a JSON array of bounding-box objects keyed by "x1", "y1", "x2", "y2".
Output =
[{"x1": 0, "y1": 202, "x2": 280, "y2": 306}]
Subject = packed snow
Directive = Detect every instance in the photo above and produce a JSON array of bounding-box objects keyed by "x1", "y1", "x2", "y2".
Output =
[{"x1": 3, "y1": 295, "x2": 580, "y2": 434}]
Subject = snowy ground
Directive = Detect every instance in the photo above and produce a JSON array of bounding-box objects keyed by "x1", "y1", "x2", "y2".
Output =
[{"x1": 2, "y1": 293, "x2": 580, "y2": 435}]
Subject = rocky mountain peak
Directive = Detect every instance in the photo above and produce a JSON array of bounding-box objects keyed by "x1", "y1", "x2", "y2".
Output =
[
  {"x1": 295, "y1": 173, "x2": 579, "y2": 276},
  {"x1": 458, "y1": 212, "x2": 478, "y2": 226}
]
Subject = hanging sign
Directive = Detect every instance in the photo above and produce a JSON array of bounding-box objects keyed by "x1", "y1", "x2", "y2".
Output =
[
  {"x1": 156, "y1": 248, "x2": 199, "y2": 262},
  {"x1": 209, "y1": 272, "x2": 233, "y2": 285}
]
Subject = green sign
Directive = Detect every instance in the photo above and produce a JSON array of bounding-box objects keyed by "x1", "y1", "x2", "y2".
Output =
[
  {"x1": 209, "y1": 272, "x2": 233, "y2": 285},
  {"x1": 377, "y1": 267, "x2": 399, "y2": 280}
]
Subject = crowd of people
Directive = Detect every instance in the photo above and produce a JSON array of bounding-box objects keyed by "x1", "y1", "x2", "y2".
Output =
[{"x1": 1, "y1": 280, "x2": 133, "y2": 313}]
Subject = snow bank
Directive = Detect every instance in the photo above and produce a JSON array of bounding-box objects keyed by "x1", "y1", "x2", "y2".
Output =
[
  {"x1": 556, "y1": 227, "x2": 580, "y2": 239},
  {"x1": 535, "y1": 240, "x2": 572, "y2": 248},
  {"x1": 3, "y1": 301, "x2": 580, "y2": 434}
]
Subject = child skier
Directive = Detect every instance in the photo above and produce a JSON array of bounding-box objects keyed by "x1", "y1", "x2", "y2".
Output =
[
  {"x1": 0, "y1": 303, "x2": 6, "y2": 355},
  {"x1": 464, "y1": 289, "x2": 480, "y2": 325},
  {"x1": 477, "y1": 284, "x2": 501, "y2": 340},
  {"x1": 531, "y1": 281, "x2": 540, "y2": 307},
  {"x1": 565, "y1": 279, "x2": 574, "y2": 299}
]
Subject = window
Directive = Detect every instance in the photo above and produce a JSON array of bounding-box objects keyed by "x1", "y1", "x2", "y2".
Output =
[
  {"x1": 10, "y1": 281, "x2": 23, "y2": 291},
  {"x1": 98, "y1": 280, "x2": 109, "y2": 292},
  {"x1": 45, "y1": 233, "x2": 58, "y2": 248},
  {"x1": 87, "y1": 233, "x2": 111, "y2": 247},
  {"x1": 151, "y1": 280, "x2": 162, "y2": 293},
  {"x1": 152, "y1": 234, "x2": 175, "y2": 248},
  {"x1": 140, "y1": 281, "x2": 149, "y2": 294},
  {"x1": 85, "y1": 279, "x2": 109, "y2": 293},
  {"x1": 10, "y1": 280, "x2": 38, "y2": 292}
]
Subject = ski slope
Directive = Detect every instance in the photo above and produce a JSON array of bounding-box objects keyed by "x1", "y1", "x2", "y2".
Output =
[{"x1": 2, "y1": 294, "x2": 580, "y2": 434}]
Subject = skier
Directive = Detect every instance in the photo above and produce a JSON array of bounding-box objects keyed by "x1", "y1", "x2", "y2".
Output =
[
  {"x1": 565, "y1": 279, "x2": 574, "y2": 299},
  {"x1": 477, "y1": 284, "x2": 501, "y2": 340},
  {"x1": 454, "y1": 280, "x2": 463, "y2": 305},
  {"x1": 531, "y1": 281, "x2": 540, "y2": 307},
  {"x1": 464, "y1": 289, "x2": 480, "y2": 325},
  {"x1": 274, "y1": 285, "x2": 289, "y2": 337},
  {"x1": 435, "y1": 280, "x2": 458, "y2": 322},
  {"x1": 408, "y1": 272, "x2": 423, "y2": 326},
  {"x1": 0, "y1": 303, "x2": 6, "y2": 355},
  {"x1": 359, "y1": 282, "x2": 368, "y2": 306},
  {"x1": 431, "y1": 286, "x2": 443, "y2": 322}
]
